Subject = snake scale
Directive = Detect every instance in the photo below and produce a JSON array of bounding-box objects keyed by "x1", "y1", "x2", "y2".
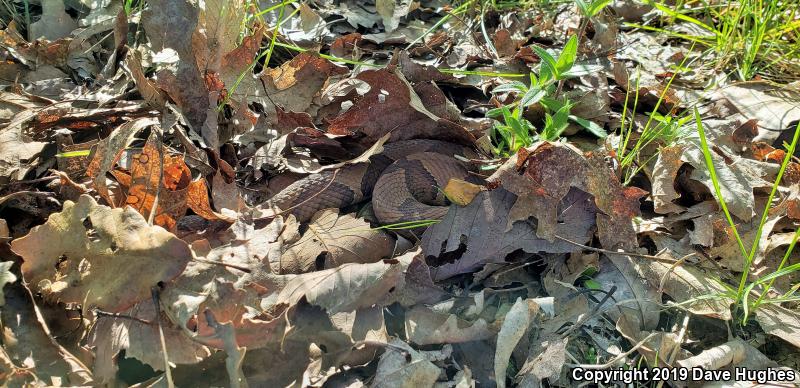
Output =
[{"x1": 269, "y1": 140, "x2": 474, "y2": 225}]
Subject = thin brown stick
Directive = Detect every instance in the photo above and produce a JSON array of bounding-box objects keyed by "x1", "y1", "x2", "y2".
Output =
[
  {"x1": 554, "y1": 235, "x2": 683, "y2": 263},
  {"x1": 192, "y1": 258, "x2": 252, "y2": 273},
  {"x1": 567, "y1": 333, "x2": 658, "y2": 370}
]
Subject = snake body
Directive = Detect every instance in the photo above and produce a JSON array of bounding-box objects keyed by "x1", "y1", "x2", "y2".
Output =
[{"x1": 269, "y1": 140, "x2": 473, "y2": 224}]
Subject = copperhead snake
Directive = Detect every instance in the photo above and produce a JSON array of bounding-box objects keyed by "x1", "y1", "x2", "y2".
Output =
[{"x1": 268, "y1": 140, "x2": 475, "y2": 225}]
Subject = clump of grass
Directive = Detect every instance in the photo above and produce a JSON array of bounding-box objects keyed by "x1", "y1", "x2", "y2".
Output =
[
  {"x1": 695, "y1": 112, "x2": 800, "y2": 324},
  {"x1": 629, "y1": 0, "x2": 800, "y2": 80}
]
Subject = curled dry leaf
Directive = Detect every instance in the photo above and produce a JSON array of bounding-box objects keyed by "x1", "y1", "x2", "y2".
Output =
[
  {"x1": 85, "y1": 116, "x2": 160, "y2": 203},
  {"x1": 11, "y1": 195, "x2": 192, "y2": 312},
  {"x1": 278, "y1": 208, "x2": 395, "y2": 274},
  {"x1": 187, "y1": 177, "x2": 236, "y2": 222},
  {"x1": 494, "y1": 298, "x2": 531, "y2": 388}
]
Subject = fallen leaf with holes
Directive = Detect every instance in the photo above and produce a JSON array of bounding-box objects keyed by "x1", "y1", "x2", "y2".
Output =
[
  {"x1": 10, "y1": 195, "x2": 192, "y2": 312},
  {"x1": 422, "y1": 188, "x2": 595, "y2": 280},
  {"x1": 326, "y1": 68, "x2": 474, "y2": 146},
  {"x1": 161, "y1": 220, "x2": 286, "y2": 349},
  {"x1": 124, "y1": 134, "x2": 193, "y2": 230},
  {"x1": 277, "y1": 209, "x2": 395, "y2": 274},
  {"x1": 488, "y1": 141, "x2": 648, "y2": 250}
]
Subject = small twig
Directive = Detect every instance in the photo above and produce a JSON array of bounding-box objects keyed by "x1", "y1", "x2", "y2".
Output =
[
  {"x1": 192, "y1": 258, "x2": 252, "y2": 273},
  {"x1": 560, "y1": 286, "x2": 618, "y2": 337},
  {"x1": 6, "y1": 175, "x2": 59, "y2": 185},
  {"x1": 93, "y1": 308, "x2": 152, "y2": 325},
  {"x1": 151, "y1": 287, "x2": 174, "y2": 388},
  {"x1": 567, "y1": 332, "x2": 659, "y2": 370},
  {"x1": 656, "y1": 314, "x2": 690, "y2": 388},
  {"x1": 657, "y1": 253, "x2": 696, "y2": 294},
  {"x1": 0, "y1": 191, "x2": 53, "y2": 207},
  {"x1": 554, "y1": 235, "x2": 681, "y2": 263}
]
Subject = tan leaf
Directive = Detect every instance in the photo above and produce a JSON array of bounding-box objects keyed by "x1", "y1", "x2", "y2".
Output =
[
  {"x1": 274, "y1": 255, "x2": 411, "y2": 314},
  {"x1": 404, "y1": 305, "x2": 492, "y2": 346},
  {"x1": 373, "y1": 339, "x2": 441, "y2": 388},
  {"x1": 443, "y1": 178, "x2": 483, "y2": 206},
  {"x1": 494, "y1": 298, "x2": 531, "y2": 388},
  {"x1": 10, "y1": 195, "x2": 192, "y2": 312},
  {"x1": 278, "y1": 209, "x2": 394, "y2": 274},
  {"x1": 0, "y1": 107, "x2": 47, "y2": 181},
  {"x1": 650, "y1": 145, "x2": 686, "y2": 214},
  {"x1": 28, "y1": 0, "x2": 77, "y2": 41},
  {"x1": 754, "y1": 303, "x2": 800, "y2": 350},
  {"x1": 187, "y1": 178, "x2": 235, "y2": 222}
]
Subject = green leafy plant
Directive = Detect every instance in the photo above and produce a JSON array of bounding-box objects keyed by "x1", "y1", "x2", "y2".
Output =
[
  {"x1": 695, "y1": 111, "x2": 800, "y2": 324},
  {"x1": 487, "y1": 35, "x2": 606, "y2": 156}
]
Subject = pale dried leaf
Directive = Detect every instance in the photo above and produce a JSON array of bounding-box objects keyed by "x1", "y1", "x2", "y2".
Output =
[
  {"x1": 404, "y1": 306, "x2": 492, "y2": 346},
  {"x1": 11, "y1": 195, "x2": 192, "y2": 312},
  {"x1": 494, "y1": 298, "x2": 530, "y2": 388},
  {"x1": 279, "y1": 209, "x2": 395, "y2": 274},
  {"x1": 373, "y1": 339, "x2": 441, "y2": 388},
  {"x1": 754, "y1": 304, "x2": 800, "y2": 349}
]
